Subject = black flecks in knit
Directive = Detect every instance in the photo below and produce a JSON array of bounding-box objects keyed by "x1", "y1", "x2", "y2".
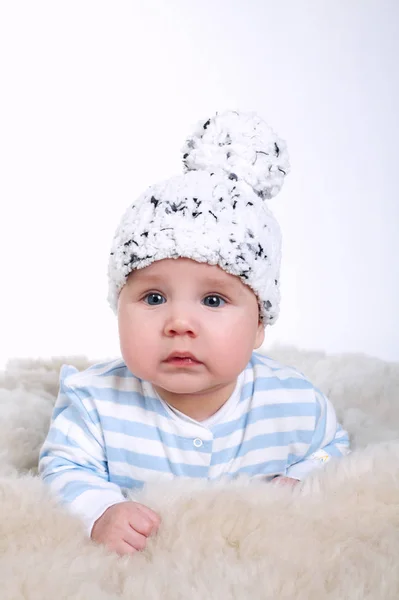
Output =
[
  {"x1": 278, "y1": 167, "x2": 286, "y2": 175},
  {"x1": 275, "y1": 280, "x2": 278, "y2": 285},
  {"x1": 125, "y1": 253, "x2": 153, "y2": 268},
  {"x1": 246, "y1": 202, "x2": 253, "y2": 206},
  {"x1": 256, "y1": 244, "x2": 264, "y2": 257},
  {"x1": 257, "y1": 189, "x2": 269, "y2": 200},
  {"x1": 231, "y1": 193, "x2": 241, "y2": 203},
  {"x1": 265, "y1": 300, "x2": 272, "y2": 309},
  {"x1": 203, "y1": 119, "x2": 211, "y2": 130},
  {"x1": 123, "y1": 255, "x2": 136, "y2": 267},
  {"x1": 165, "y1": 202, "x2": 187, "y2": 215},
  {"x1": 170, "y1": 201, "x2": 186, "y2": 213},
  {"x1": 123, "y1": 239, "x2": 138, "y2": 247},
  {"x1": 192, "y1": 211, "x2": 202, "y2": 218},
  {"x1": 274, "y1": 143, "x2": 280, "y2": 157},
  {"x1": 229, "y1": 173, "x2": 238, "y2": 181},
  {"x1": 193, "y1": 198, "x2": 202, "y2": 207},
  {"x1": 208, "y1": 210, "x2": 218, "y2": 221},
  {"x1": 247, "y1": 230, "x2": 254, "y2": 239},
  {"x1": 233, "y1": 200, "x2": 237, "y2": 209},
  {"x1": 183, "y1": 153, "x2": 189, "y2": 159},
  {"x1": 231, "y1": 187, "x2": 240, "y2": 203},
  {"x1": 141, "y1": 231, "x2": 149, "y2": 238},
  {"x1": 150, "y1": 196, "x2": 159, "y2": 209}
]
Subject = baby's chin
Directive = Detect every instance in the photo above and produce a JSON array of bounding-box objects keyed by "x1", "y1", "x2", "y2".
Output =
[
  {"x1": 152, "y1": 378, "x2": 212, "y2": 396},
  {"x1": 151, "y1": 373, "x2": 227, "y2": 399}
]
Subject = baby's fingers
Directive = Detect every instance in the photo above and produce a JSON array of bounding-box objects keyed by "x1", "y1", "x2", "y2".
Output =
[
  {"x1": 101, "y1": 536, "x2": 138, "y2": 557},
  {"x1": 135, "y1": 503, "x2": 161, "y2": 532},
  {"x1": 124, "y1": 528, "x2": 148, "y2": 552},
  {"x1": 127, "y1": 508, "x2": 158, "y2": 537},
  {"x1": 116, "y1": 540, "x2": 138, "y2": 557}
]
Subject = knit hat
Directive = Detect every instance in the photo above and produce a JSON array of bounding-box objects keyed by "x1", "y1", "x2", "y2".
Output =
[{"x1": 108, "y1": 110, "x2": 290, "y2": 325}]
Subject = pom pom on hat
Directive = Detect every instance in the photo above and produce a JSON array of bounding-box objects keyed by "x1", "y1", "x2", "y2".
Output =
[
  {"x1": 108, "y1": 110, "x2": 290, "y2": 325},
  {"x1": 182, "y1": 110, "x2": 290, "y2": 199}
]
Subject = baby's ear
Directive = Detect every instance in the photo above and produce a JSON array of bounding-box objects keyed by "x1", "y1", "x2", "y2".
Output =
[{"x1": 254, "y1": 321, "x2": 265, "y2": 349}]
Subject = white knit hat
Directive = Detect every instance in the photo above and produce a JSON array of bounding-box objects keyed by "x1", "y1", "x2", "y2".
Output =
[{"x1": 108, "y1": 110, "x2": 290, "y2": 325}]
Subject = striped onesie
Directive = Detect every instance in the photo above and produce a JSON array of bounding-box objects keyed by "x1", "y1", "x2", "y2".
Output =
[{"x1": 39, "y1": 351, "x2": 350, "y2": 535}]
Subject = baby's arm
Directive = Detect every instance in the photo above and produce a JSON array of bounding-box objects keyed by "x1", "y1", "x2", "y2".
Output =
[
  {"x1": 285, "y1": 389, "x2": 350, "y2": 481},
  {"x1": 39, "y1": 368, "x2": 126, "y2": 535},
  {"x1": 38, "y1": 366, "x2": 159, "y2": 551}
]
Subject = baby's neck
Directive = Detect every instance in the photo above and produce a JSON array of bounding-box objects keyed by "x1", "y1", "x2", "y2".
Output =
[{"x1": 152, "y1": 380, "x2": 237, "y2": 422}]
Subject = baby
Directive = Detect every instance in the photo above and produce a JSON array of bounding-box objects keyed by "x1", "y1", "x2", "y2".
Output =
[{"x1": 39, "y1": 110, "x2": 350, "y2": 557}]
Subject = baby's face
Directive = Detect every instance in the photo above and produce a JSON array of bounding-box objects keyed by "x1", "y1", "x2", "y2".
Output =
[{"x1": 117, "y1": 258, "x2": 264, "y2": 401}]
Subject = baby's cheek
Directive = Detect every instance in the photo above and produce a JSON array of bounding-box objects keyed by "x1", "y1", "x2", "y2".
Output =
[
  {"x1": 119, "y1": 326, "x2": 145, "y2": 367},
  {"x1": 211, "y1": 334, "x2": 251, "y2": 376}
]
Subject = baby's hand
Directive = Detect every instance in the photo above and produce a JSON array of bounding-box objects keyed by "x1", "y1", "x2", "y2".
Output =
[{"x1": 91, "y1": 501, "x2": 161, "y2": 556}]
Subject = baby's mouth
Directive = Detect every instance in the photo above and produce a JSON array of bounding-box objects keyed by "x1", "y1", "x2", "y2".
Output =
[{"x1": 165, "y1": 356, "x2": 202, "y2": 366}]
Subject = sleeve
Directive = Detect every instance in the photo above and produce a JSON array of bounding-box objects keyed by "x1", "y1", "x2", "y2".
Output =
[
  {"x1": 38, "y1": 365, "x2": 127, "y2": 536},
  {"x1": 285, "y1": 388, "x2": 351, "y2": 480}
]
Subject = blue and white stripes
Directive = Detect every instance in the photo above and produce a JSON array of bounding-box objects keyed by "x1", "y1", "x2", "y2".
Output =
[{"x1": 38, "y1": 352, "x2": 350, "y2": 534}]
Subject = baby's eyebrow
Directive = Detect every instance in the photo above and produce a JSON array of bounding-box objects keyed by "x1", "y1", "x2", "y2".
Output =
[
  {"x1": 199, "y1": 278, "x2": 235, "y2": 290},
  {"x1": 132, "y1": 274, "x2": 164, "y2": 284},
  {"x1": 133, "y1": 274, "x2": 235, "y2": 290}
]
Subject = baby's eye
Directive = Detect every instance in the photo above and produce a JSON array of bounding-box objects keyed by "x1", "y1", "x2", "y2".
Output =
[
  {"x1": 202, "y1": 295, "x2": 226, "y2": 308},
  {"x1": 144, "y1": 293, "x2": 165, "y2": 306}
]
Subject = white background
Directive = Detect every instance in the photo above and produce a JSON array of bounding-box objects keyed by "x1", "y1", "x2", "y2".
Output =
[{"x1": 0, "y1": 0, "x2": 398, "y2": 369}]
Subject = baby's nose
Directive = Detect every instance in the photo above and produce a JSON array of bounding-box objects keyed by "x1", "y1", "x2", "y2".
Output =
[{"x1": 163, "y1": 306, "x2": 198, "y2": 336}]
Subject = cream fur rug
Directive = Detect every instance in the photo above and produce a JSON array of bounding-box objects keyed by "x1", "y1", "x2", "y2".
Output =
[{"x1": 1, "y1": 345, "x2": 399, "y2": 599}]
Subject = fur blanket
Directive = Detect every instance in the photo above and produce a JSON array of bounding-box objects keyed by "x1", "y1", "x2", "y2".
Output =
[{"x1": 1, "y1": 345, "x2": 399, "y2": 599}]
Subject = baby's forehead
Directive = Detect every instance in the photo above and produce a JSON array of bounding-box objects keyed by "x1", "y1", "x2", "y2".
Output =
[{"x1": 128, "y1": 258, "x2": 240, "y2": 288}]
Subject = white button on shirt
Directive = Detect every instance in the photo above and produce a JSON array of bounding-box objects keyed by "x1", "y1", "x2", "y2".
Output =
[{"x1": 193, "y1": 438, "x2": 203, "y2": 448}]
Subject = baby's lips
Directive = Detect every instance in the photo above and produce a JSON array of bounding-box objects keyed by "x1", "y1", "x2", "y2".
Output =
[{"x1": 164, "y1": 352, "x2": 202, "y2": 363}]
